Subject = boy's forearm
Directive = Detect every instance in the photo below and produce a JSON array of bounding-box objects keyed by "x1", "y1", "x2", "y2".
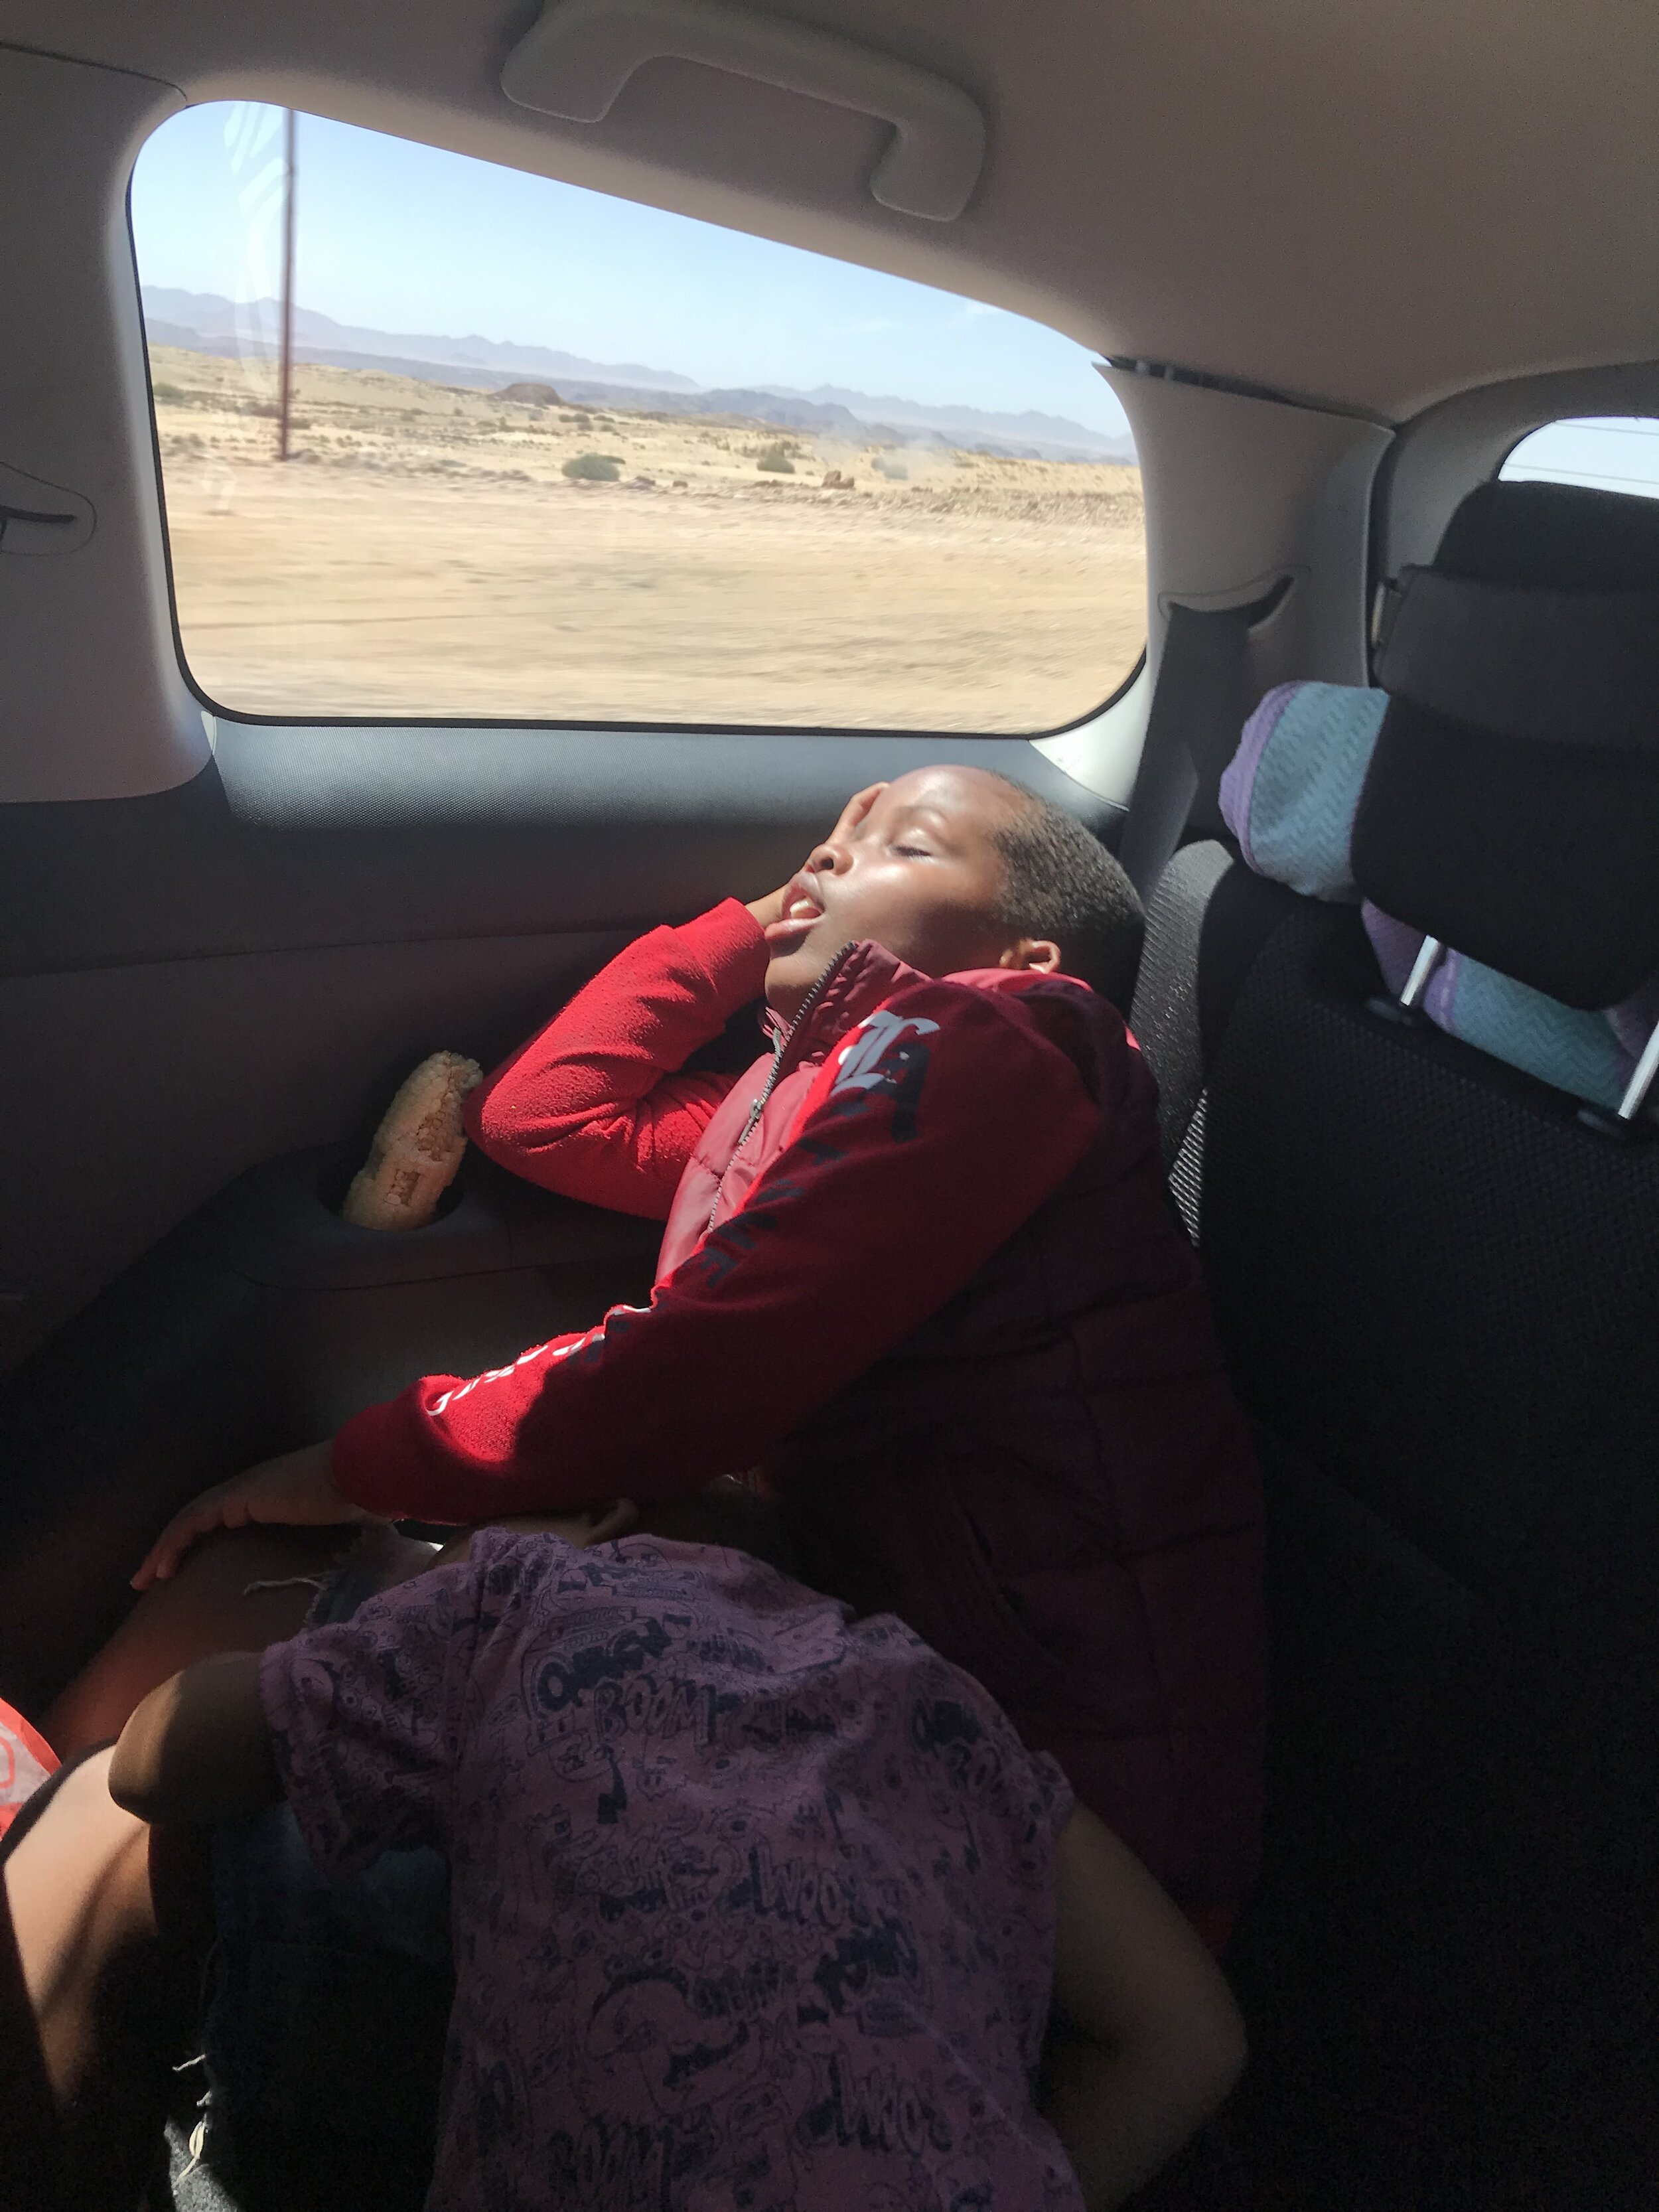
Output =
[
  {"x1": 469, "y1": 907, "x2": 765, "y2": 1150},
  {"x1": 466, "y1": 901, "x2": 767, "y2": 1179},
  {"x1": 1043, "y1": 1807, "x2": 1247, "y2": 2205},
  {"x1": 109, "y1": 1654, "x2": 281, "y2": 1826},
  {"x1": 1041, "y1": 2026, "x2": 1232, "y2": 2210}
]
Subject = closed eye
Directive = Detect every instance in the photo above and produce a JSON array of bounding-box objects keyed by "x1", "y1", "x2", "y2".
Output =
[{"x1": 892, "y1": 842, "x2": 933, "y2": 858}]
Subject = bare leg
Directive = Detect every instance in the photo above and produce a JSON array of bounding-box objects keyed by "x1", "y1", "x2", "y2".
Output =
[
  {"x1": 4, "y1": 1747, "x2": 212, "y2": 2209},
  {"x1": 6, "y1": 1526, "x2": 441, "y2": 2204},
  {"x1": 42, "y1": 1524, "x2": 431, "y2": 1758}
]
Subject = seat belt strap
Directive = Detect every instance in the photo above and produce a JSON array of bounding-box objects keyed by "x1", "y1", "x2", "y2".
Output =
[{"x1": 1116, "y1": 599, "x2": 1257, "y2": 902}]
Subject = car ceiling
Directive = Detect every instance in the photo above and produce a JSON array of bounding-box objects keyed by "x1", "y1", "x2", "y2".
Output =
[{"x1": 3, "y1": 0, "x2": 1655, "y2": 426}]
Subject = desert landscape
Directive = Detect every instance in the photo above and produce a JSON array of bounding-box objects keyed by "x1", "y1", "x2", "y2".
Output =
[{"x1": 148, "y1": 345, "x2": 1146, "y2": 731}]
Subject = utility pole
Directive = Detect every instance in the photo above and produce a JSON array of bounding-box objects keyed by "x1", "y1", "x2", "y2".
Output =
[{"x1": 278, "y1": 108, "x2": 297, "y2": 462}]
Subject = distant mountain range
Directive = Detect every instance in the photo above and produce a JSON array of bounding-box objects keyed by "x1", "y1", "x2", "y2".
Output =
[
  {"x1": 141, "y1": 288, "x2": 1135, "y2": 464},
  {"x1": 141, "y1": 288, "x2": 699, "y2": 392}
]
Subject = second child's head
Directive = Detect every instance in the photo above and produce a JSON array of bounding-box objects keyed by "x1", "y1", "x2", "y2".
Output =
[
  {"x1": 451, "y1": 1479, "x2": 802, "y2": 1578},
  {"x1": 761, "y1": 767, "x2": 1143, "y2": 1018}
]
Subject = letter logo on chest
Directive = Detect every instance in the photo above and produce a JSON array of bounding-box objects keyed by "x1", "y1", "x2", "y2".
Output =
[{"x1": 831, "y1": 1011, "x2": 941, "y2": 1140}]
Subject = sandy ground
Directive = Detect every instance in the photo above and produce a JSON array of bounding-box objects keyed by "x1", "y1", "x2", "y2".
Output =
[{"x1": 149, "y1": 347, "x2": 1147, "y2": 732}]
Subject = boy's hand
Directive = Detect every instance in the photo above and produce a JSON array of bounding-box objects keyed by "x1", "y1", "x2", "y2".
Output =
[
  {"x1": 132, "y1": 1441, "x2": 387, "y2": 1590},
  {"x1": 745, "y1": 783, "x2": 887, "y2": 930},
  {"x1": 825, "y1": 781, "x2": 887, "y2": 846},
  {"x1": 745, "y1": 884, "x2": 793, "y2": 930}
]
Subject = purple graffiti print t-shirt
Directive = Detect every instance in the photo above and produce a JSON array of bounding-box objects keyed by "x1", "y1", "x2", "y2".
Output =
[{"x1": 259, "y1": 1529, "x2": 1082, "y2": 2212}]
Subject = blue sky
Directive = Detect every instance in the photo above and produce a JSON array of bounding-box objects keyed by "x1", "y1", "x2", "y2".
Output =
[{"x1": 129, "y1": 102, "x2": 1130, "y2": 435}]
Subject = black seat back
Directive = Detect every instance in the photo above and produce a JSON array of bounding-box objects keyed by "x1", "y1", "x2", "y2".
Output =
[{"x1": 1169, "y1": 482, "x2": 1659, "y2": 2208}]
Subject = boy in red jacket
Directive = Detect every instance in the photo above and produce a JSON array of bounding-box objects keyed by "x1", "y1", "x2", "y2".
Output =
[{"x1": 129, "y1": 765, "x2": 1264, "y2": 1933}]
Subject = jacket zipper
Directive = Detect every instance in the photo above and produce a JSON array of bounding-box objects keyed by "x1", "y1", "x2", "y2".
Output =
[{"x1": 705, "y1": 942, "x2": 854, "y2": 1232}]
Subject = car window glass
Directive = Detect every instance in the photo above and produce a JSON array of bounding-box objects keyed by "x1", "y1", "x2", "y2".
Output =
[
  {"x1": 1500, "y1": 415, "x2": 1659, "y2": 501},
  {"x1": 129, "y1": 104, "x2": 1145, "y2": 733}
]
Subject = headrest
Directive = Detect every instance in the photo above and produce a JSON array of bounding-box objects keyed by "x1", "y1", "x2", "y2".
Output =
[
  {"x1": 1220, "y1": 677, "x2": 1654, "y2": 1112},
  {"x1": 1352, "y1": 480, "x2": 1659, "y2": 1009},
  {"x1": 1364, "y1": 909, "x2": 1632, "y2": 1110},
  {"x1": 1218, "y1": 681, "x2": 1386, "y2": 898}
]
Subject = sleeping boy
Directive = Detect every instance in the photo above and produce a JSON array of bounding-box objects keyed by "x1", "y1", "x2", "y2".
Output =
[{"x1": 123, "y1": 763, "x2": 1264, "y2": 1935}]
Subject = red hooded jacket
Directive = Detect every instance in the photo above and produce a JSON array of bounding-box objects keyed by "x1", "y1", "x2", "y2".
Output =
[{"x1": 332, "y1": 900, "x2": 1264, "y2": 1920}]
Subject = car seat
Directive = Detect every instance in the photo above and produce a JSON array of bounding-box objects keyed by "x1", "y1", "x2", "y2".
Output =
[{"x1": 1130, "y1": 480, "x2": 1659, "y2": 2209}]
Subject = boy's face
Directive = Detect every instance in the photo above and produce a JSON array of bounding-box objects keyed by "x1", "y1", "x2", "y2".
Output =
[{"x1": 762, "y1": 766, "x2": 1060, "y2": 1017}]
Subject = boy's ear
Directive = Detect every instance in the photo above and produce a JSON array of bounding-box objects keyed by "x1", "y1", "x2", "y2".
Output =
[{"x1": 999, "y1": 937, "x2": 1064, "y2": 974}]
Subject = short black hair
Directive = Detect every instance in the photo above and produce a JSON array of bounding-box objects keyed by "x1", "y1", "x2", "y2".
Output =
[{"x1": 983, "y1": 775, "x2": 1145, "y2": 1009}]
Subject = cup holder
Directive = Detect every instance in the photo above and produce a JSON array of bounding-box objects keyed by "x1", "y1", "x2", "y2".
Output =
[
  {"x1": 314, "y1": 1147, "x2": 469, "y2": 1228},
  {"x1": 191, "y1": 1142, "x2": 656, "y2": 1293}
]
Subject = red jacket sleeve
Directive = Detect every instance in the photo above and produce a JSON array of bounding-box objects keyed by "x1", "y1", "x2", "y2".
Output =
[
  {"x1": 332, "y1": 976, "x2": 1103, "y2": 1522},
  {"x1": 465, "y1": 899, "x2": 769, "y2": 1219}
]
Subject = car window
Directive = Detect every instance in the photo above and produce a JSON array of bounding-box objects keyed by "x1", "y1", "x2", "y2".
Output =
[
  {"x1": 1500, "y1": 415, "x2": 1659, "y2": 500},
  {"x1": 129, "y1": 104, "x2": 1144, "y2": 734}
]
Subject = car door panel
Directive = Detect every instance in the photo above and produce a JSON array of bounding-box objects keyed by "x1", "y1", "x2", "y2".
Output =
[
  {"x1": 0, "y1": 723, "x2": 1117, "y2": 1710},
  {"x1": 1, "y1": 728, "x2": 1117, "y2": 1367},
  {"x1": 0, "y1": 1136, "x2": 663, "y2": 1714}
]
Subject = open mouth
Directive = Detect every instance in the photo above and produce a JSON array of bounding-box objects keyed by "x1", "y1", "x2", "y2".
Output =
[{"x1": 764, "y1": 879, "x2": 826, "y2": 948}]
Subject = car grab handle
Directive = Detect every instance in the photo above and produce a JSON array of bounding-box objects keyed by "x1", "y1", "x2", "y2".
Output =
[{"x1": 501, "y1": 0, "x2": 985, "y2": 220}]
